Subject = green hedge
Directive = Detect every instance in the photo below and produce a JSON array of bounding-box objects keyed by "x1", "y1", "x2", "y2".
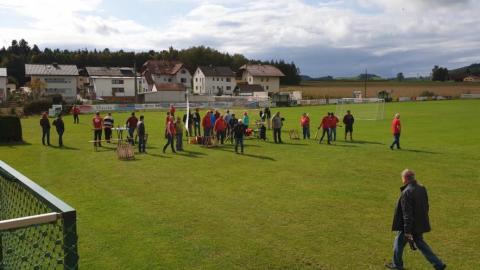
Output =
[
  {"x1": 0, "y1": 115, "x2": 23, "y2": 143},
  {"x1": 23, "y1": 99, "x2": 52, "y2": 115}
]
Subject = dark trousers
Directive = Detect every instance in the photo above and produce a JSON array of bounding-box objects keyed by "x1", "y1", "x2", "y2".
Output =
[
  {"x1": 138, "y1": 135, "x2": 146, "y2": 153},
  {"x1": 104, "y1": 128, "x2": 112, "y2": 143},
  {"x1": 128, "y1": 128, "x2": 135, "y2": 145},
  {"x1": 391, "y1": 133, "x2": 401, "y2": 149},
  {"x1": 194, "y1": 122, "x2": 201, "y2": 136},
  {"x1": 176, "y1": 133, "x2": 183, "y2": 151},
  {"x1": 273, "y1": 128, "x2": 282, "y2": 143},
  {"x1": 393, "y1": 231, "x2": 445, "y2": 270},
  {"x1": 163, "y1": 134, "x2": 176, "y2": 153},
  {"x1": 217, "y1": 131, "x2": 226, "y2": 144},
  {"x1": 94, "y1": 129, "x2": 102, "y2": 146},
  {"x1": 302, "y1": 126, "x2": 310, "y2": 139},
  {"x1": 42, "y1": 127, "x2": 50, "y2": 145},
  {"x1": 320, "y1": 128, "x2": 331, "y2": 144},
  {"x1": 73, "y1": 114, "x2": 79, "y2": 124},
  {"x1": 331, "y1": 127, "x2": 337, "y2": 141},
  {"x1": 235, "y1": 137, "x2": 244, "y2": 153},
  {"x1": 57, "y1": 129, "x2": 64, "y2": 147}
]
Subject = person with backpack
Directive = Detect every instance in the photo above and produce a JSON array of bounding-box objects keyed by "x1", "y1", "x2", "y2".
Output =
[
  {"x1": 40, "y1": 112, "x2": 51, "y2": 146},
  {"x1": 52, "y1": 114, "x2": 65, "y2": 147}
]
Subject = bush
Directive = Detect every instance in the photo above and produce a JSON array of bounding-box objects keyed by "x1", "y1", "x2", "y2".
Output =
[
  {"x1": 420, "y1": 90, "x2": 435, "y2": 97},
  {"x1": 0, "y1": 115, "x2": 23, "y2": 143},
  {"x1": 23, "y1": 99, "x2": 52, "y2": 115}
]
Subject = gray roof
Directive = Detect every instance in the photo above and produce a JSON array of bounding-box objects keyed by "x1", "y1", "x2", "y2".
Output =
[
  {"x1": 198, "y1": 66, "x2": 235, "y2": 77},
  {"x1": 0, "y1": 68, "x2": 6, "y2": 77},
  {"x1": 239, "y1": 64, "x2": 285, "y2": 77},
  {"x1": 86, "y1": 66, "x2": 135, "y2": 77},
  {"x1": 25, "y1": 64, "x2": 79, "y2": 76}
]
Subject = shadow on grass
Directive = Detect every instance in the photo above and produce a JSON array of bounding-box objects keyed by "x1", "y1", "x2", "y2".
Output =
[
  {"x1": 147, "y1": 153, "x2": 172, "y2": 158},
  {"x1": 49, "y1": 145, "x2": 81, "y2": 151},
  {"x1": 0, "y1": 141, "x2": 32, "y2": 148},
  {"x1": 211, "y1": 145, "x2": 275, "y2": 161},
  {"x1": 348, "y1": 140, "x2": 384, "y2": 145},
  {"x1": 400, "y1": 149, "x2": 440, "y2": 155},
  {"x1": 266, "y1": 141, "x2": 308, "y2": 146}
]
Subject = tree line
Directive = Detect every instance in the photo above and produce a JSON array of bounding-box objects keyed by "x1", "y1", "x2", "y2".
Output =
[{"x1": 0, "y1": 39, "x2": 301, "y2": 86}]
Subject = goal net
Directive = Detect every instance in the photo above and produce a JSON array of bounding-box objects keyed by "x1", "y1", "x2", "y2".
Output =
[{"x1": 335, "y1": 98, "x2": 385, "y2": 120}]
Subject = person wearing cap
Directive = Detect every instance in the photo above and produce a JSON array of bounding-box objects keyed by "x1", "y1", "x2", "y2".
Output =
[
  {"x1": 92, "y1": 111, "x2": 103, "y2": 147},
  {"x1": 40, "y1": 112, "x2": 51, "y2": 146},
  {"x1": 233, "y1": 119, "x2": 246, "y2": 154},
  {"x1": 52, "y1": 114, "x2": 65, "y2": 147},
  {"x1": 385, "y1": 169, "x2": 446, "y2": 270},
  {"x1": 390, "y1": 113, "x2": 401, "y2": 150}
]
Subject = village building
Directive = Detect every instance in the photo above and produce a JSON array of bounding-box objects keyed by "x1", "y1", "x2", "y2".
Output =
[
  {"x1": 239, "y1": 64, "x2": 285, "y2": 93},
  {"x1": 25, "y1": 63, "x2": 79, "y2": 102},
  {"x1": 193, "y1": 66, "x2": 236, "y2": 95},
  {"x1": 85, "y1": 67, "x2": 140, "y2": 102}
]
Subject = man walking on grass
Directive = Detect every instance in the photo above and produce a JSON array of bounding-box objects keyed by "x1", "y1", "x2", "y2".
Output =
[
  {"x1": 319, "y1": 112, "x2": 331, "y2": 144},
  {"x1": 137, "y1": 115, "x2": 146, "y2": 153},
  {"x1": 233, "y1": 119, "x2": 246, "y2": 154},
  {"x1": 272, "y1": 112, "x2": 283, "y2": 143},
  {"x1": 343, "y1": 110, "x2": 354, "y2": 141},
  {"x1": 163, "y1": 116, "x2": 176, "y2": 154},
  {"x1": 92, "y1": 111, "x2": 103, "y2": 147},
  {"x1": 385, "y1": 169, "x2": 446, "y2": 270},
  {"x1": 390, "y1": 113, "x2": 401, "y2": 150},
  {"x1": 40, "y1": 112, "x2": 51, "y2": 146}
]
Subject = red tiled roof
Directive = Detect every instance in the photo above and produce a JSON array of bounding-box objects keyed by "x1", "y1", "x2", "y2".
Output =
[{"x1": 142, "y1": 60, "x2": 184, "y2": 76}]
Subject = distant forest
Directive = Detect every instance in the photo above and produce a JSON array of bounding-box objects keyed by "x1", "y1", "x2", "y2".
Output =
[{"x1": 0, "y1": 39, "x2": 301, "y2": 86}]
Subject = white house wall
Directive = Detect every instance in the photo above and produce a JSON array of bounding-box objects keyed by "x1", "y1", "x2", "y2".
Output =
[
  {"x1": 244, "y1": 71, "x2": 280, "y2": 92},
  {"x1": 32, "y1": 75, "x2": 78, "y2": 101},
  {"x1": 0, "y1": 76, "x2": 6, "y2": 103},
  {"x1": 193, "y1": 68, "x2": 236, "y2": 95},
  {"x1": 90, "y1": 77, "x2": 136, "y2": 97}
]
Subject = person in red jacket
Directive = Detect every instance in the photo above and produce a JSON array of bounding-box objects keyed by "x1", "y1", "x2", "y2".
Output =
[
  {"x1": 92, "y1": 111, "x2": 103, "y2": 147},
  {"x1": 169, "y1": 104, "x2": 176, "y2": 117},
  {"x1": 126, "y1": 112, "x2": 138, "y2": 145},
  {"x1": 202, "y1": 111, "x2": 212, "y2": 137},
  {"x1": 214, "y1": 115, "x2": 228, "y2": 144},
  {"x1": 319, "y1": 112, "x2": 331, "y2": 144},
  {"x1": 300, "y1": 113, "x2": 310, "y2": 139},
  {"x1": 163, "y1": 116, "x2": 176, "y2": 153},
  {"x1": 72, "y1": 105, "x2": 80, "y2": 124},
  {"x1": 390, "y1": 113, "x2": 401, "y2": 150}
]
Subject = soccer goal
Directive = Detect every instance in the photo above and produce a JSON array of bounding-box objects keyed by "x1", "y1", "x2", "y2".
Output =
[
  {"x1": 0, "y1": 161, "x2": 78, "y2": 269},
  {"x1": 335, "y1": 98, "x2": 385, "y2": 120}
]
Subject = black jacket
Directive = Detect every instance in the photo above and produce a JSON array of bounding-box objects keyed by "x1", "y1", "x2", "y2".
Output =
[
  {"x1": 40, "y1": 118, "x2": 50, "y2": 129},
  {"x1": 52, "y1": 118, "x2": 64, "y2": 132},
  {"x1": 392, "y1": 181, "x2": 431, "y2": 234},
  {"x1": 233, "y1": 123, "x2": 246, "y2": 138},
  {"x1": 137, "y1": 121, "x2": 145, "y2": 137}
]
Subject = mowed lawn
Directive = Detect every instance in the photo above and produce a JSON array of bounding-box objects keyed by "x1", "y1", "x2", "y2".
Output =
[{"x1": 1, "y1": 100, "x2": 479, "y2": 269}]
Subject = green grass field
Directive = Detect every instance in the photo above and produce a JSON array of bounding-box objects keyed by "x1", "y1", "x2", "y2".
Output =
[{"x1": 1, "y1": 100, "x2": 479, "y2": 269}]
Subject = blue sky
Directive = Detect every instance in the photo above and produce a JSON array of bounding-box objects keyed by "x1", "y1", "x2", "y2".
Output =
[{"x1": 0, "y1": 0, "x2": 479, "y2": 77}]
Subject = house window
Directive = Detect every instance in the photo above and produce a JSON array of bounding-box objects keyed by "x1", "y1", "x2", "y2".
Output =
[
  {"x1": 266, "y1": 78, "x2": 269, "y2": 82},
  {"x1": 181, "y1": 78, "x2": 187, "y2": 83},
  {"x1": 168, "y1": 78, "x2": 172, "y2": 82},
  {"x1": 261, "y1": 78, "x2": 264, "y2": 82},
  {"x1": 195, "y1": 86, "x2": 198, "y2": 90},
  {"x1": 163, "y1": 78, "x2": 167, "y2": 82},
  {"x1": 195, "y1": 78, "x2": 198, "y2": 82},
  {"x1": 226, "y1": 86, "x2": 231, "y2": 90},
  {"x1": 226, "y1": 78, "x2": 231, "y2": 82},
  {"x1": 112, "y1": 79, "x2": 124, "y2": 84},
  {"x1": 266, "y1": 86, "x2": 269, "y2": 90},
  {"x1": 181, "y1": 69, "x2": 186, "y2": 74},
  {"x1": 112, "y1": 87, "x2": 125, "y2": 95}
]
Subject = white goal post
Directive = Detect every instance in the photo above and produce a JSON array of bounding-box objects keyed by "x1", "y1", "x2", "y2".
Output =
[{"x1": 335, "y1": 98, "x2": 385, "y2": 120}]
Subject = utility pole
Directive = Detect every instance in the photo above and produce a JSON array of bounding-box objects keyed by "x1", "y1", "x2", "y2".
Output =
[
  {"x1": 364, "y1": 68, "x2": 367, "y2": 98},
  {"x1": 134, "y1": 61, "x2": 138, "y2": 103}
]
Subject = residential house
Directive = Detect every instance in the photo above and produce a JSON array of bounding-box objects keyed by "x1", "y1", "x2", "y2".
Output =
[
  {"x1": 25, "y1": 64, "x2": 79, "y2": 102},
  {"x1": 239, "y1": 64, "x2": 285, "y2": 92},
  {"x1": 463, "y1": 75, "x2": 480, "y2": 82},
  {"x1": 85, "y1": 66, "x2": 141, "y2": 102},
  {"x1": 0, "y1": 68, "x2": 6, "y2": 103},
  {"x1": 236, "y1": 83, "x2": 265, "y2": 96},
  {"x1": 140, "y1": 60, "x2": 192, "y2": 93},
  {"x1": 143, "y1": 83, "x2": 186, "y2": 103},
  {"x1": 193, "y1": 66, "x2": 236, "y2": 95}
]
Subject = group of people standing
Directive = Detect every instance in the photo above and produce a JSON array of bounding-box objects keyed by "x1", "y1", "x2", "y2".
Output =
[{"x1": 40, "y1": 112, "x2": 65, "y2": 147}]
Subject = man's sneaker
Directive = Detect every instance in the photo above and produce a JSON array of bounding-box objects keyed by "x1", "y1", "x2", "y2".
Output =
[{"x1": 385, "y1": 262, "x2": 402, "y2": 269}]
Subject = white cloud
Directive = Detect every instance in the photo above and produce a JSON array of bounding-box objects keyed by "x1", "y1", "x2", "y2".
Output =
[{"x1": 0, "y1": 0, "x2": 478, "y2": 76}]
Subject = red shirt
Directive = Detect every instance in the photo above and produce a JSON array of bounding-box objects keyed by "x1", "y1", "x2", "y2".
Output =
[
  {"x1": 170, "y1": 106, "x2": 176, "y2": 114},
  {"x1": 92, "y1": 116, "x2": 103, "y2": 130},
  {"x1": 330, "y1": 116, "x2": 339, "y2": 128},
  {"x1": 202, "y1": 115, "x2": 212, "y2": 128},
  {"x1": 73, "y1": 107, "x2": 80, "y2": 115},
  {"x1": 214, "y1": 118, "x2": 227, "y2": 132},
  {"x1": 167, "y1": 120, "x2": 176, "y2": 135},
  {"x1": 126, "y1": 116, "x2": 138, "y2": 128},
  {"x1": 392, "y1": 118, "x2": 401, "y2": 134},
  {"x1": 301, "y1": 116, "x2": 310, "y2": 127},
  {"x1": 321, "y1": 116, "x2": 330, "y2": 129}
]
